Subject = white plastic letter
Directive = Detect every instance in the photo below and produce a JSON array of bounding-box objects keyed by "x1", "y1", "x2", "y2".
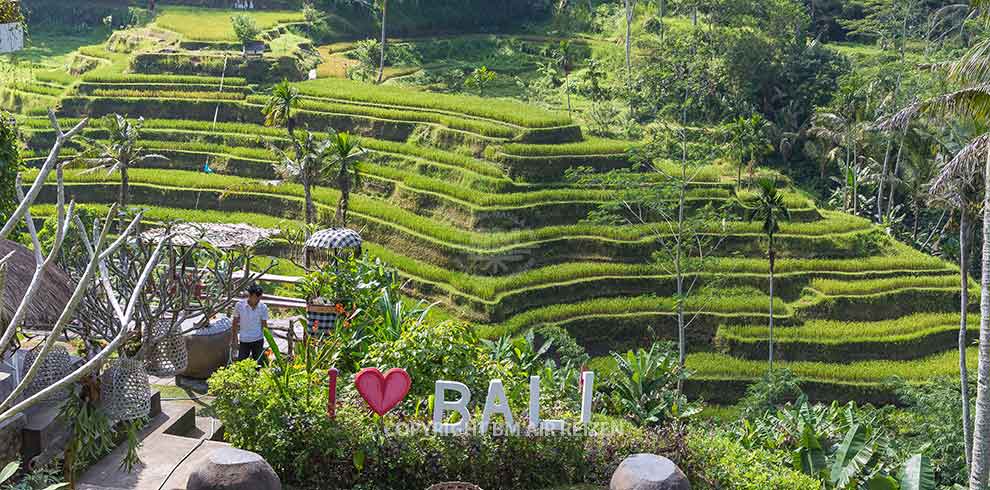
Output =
[
  {"x1": 528, "y1": 376, "x2": 564, "y2": 432},
  {"x1": 480, "y1": 379, "x2": 516, "y2": 434},
  {"x1": 433, "y1": 380, "x2": 471, "y2": 434},
  {"x1": 580, "y1": 371, "x2": 595, "y2": 425}
]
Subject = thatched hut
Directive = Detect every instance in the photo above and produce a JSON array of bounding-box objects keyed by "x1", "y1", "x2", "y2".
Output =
[{"x1": 0, "y1": 239, "x2": 73, "y2": 329}]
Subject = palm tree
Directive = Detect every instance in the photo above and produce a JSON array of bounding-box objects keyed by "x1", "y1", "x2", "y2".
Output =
[
  {"x1": 372, "y1": 0, "x2": 413, "y2": 84},
  {"x1": 623, "y1": 0, "x2": 637, "y2": 76},
  {"x1": 262, "y1": 80, "x2": 300, "y2": 136},
  {"x1": 747, "y1": 178, "x2": 790, "y2": 371},
  {"x1": 891, "y1": 2, "x2": 990, "y2": 481},
  {"x1": 326, "y1": 132, "x2": 365, "y2": 226},
  {"x1": 929, "y1": 126, "x2": 984, "y2": 468},
  {"x1": 270, "y1": 132, "x2": 335, "y2": 227},
  {"x1": 82, "y1": 114, "x2": 165, "y2": 225}
]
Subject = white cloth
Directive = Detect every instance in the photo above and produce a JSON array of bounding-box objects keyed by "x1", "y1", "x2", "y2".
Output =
[{"x1": 233, "y1": 300, "x2": 268, "y2": 343}]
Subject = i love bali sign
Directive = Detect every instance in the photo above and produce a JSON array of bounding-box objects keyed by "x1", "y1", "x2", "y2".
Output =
[{"x1": 330, "y1": 367, "x2": 596, "y2": 434}]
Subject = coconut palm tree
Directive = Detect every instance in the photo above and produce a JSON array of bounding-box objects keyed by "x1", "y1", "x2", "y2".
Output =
[
  {"x1": 82, "y1": 114, "x2": 165, "y2": 225},
  {"x1": 929, "y1": 123, "x2": 984, "y2": 468},
  {"x1": 746, "y1": 178, "x2": 790, "y2": 372},
  {"x1": 890, "y1": 2, "x2": 990, "y2": 481},
  {"x1": 326, "y1": 132, "x2": 365, "y2": 226},
  {"x1": 270, "y1": 132, "x2": 335, "y2": 227},
  {"x1": 262, "y1": 80, "x2": 300, "y2": 136}
]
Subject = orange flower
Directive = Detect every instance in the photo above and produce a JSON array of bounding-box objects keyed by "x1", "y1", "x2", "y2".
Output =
[
  {"x1": 334, "y1": 303, "x2": 346, "y2": 314},
  {"x1": 264, "y1": 348, "x2": 274, "y2": 360},
  {"x1": 312, "y1": 320, "x2": 319, "y2": 333},
  {"x1": 343, "y1": 320, "x2": 352, "y2": 329}
]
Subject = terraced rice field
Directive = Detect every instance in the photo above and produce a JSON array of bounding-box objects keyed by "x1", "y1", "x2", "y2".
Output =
[{"x1": 4, "y1": 14, "x2": 972, "y2": 404}]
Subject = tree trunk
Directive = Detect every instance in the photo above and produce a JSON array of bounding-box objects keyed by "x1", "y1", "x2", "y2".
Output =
[
  {"x1": 968, "y1": 142, "x2": 990, "y2": 489},
  {"x1": 336, "y1": 173, "x2": 350, "y2": 226},
  {"x1": 876, "y1": 136, "x2": 893, "y2": 222},
  {"x1": 675, "y1": 153, "x2": 686, "y2": 392},
  {"x1": 768, "y1": 241, "x2": 775, "y2": 372},
  {"x1": 119, "y1": 166, "x2": 129, "y2": 211},
  {"x1": 658, "y1": 0, "x2": 665, "y2": 40},
  {"x1": 887, "y1": 133, "x2": 905, "y2": 223},
  {"x1": 377, "y1": 0, "x2": 388, "y2": 84},
  {"x1": 962, "y1": 207, "x2": 973, "y2": 467},
  {"x1": 624, "y1": 0, "x2": 633, "y2": 76},
  {"x1": 303, "y1": 182, "x2": 314, "y2": 226}
]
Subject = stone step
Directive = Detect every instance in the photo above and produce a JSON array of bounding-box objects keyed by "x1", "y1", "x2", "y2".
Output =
[{"x1": 77, "y1": 400, "x2": 231, "y2": 490}]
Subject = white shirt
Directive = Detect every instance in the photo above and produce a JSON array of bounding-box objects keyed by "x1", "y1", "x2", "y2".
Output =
[{"x1": 233, "y1": 299, "x2": 268, "y2": 343}]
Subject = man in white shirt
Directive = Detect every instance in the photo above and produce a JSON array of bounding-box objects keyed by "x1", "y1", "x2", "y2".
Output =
[{"x1": 232, "y1": 284, "x2": 269, "y2": 366}]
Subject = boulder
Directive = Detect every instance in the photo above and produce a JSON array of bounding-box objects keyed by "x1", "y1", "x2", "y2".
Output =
[
  {"x1": 186, "y1": 447, "x2": 281, "y2": 490},
  {"x1": 610, "y1": 453, "x2": 690, "y2": 490}
]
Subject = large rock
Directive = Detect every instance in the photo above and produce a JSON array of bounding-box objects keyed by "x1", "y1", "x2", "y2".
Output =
[
  {"x1": 610, "y1": 453, "x2": 690, "y2": 490},
  {"x1": 186, "y1": 447, "x2": 281, "y2": 490}
]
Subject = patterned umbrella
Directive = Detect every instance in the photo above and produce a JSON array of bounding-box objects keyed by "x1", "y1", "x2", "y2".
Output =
[{"x1": 305, "y1": 228, "x2": 362, "y2": 250}]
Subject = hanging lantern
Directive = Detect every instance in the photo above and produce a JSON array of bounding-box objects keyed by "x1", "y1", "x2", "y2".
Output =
[
  {"x1": 21, "y1": 345, "x2": 73, "y2": 403},
  {"x1": 145, "y1": 320, "x2": 189, "y2": 377},
  {"x1": 101, "y1": 357, "x2": 152, "y2": 422}
]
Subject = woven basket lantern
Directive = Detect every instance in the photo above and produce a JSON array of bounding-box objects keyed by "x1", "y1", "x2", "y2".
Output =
[
  {"x1": 101, "y1": 357, "x2": 151, "y2": 422},
  {"x1": 21, "y1": 344, "x2": 73, "y2": 403},
  {"x1": 427, "y1": 483, "x2": 484, "y2": 490},
  {"x1": 145, "y1": 320, "x2": 188, "y2": 377}
]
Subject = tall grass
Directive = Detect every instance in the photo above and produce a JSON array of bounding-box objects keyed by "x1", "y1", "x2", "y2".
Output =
[
  {"x1": 501, "y1": 137, "x2": 634, "y2": 156},
  {"x1": 810, "y1": 274, "x2": 964, "y2": 296},
  {"x1": 687, "y1": 348, "x2": 973, "y2": 383},
  {"x1": 153, "y1": 6, "x2": 305, "y2": 42},
  {"x1": 294, "y1": 77, "x2": 572, "y2": 128},
  {"x1": 40, "y1": 169, "x2": 879, "y2": 250},
  {"x1": 720, "y1": 312, "x2": 973, "y2": 343}
]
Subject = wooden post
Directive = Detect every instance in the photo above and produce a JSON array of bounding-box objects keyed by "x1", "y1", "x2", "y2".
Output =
[{"x1": 327, "y1": 367, "x2": 338, "y2": 418}]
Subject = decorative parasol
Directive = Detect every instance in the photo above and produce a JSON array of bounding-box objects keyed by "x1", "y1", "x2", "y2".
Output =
[
  {"x1": 305, "y1": 228, "x2": 363, "y2": 250},
  {"x1": 303, "y1": 228, "x2": 362, "y2": 269}
]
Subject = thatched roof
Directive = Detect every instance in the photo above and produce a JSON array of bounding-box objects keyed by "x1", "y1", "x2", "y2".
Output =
[
  {"x1": 0, "y1": 239, "x2": 73, "y2": 328},
  {"x1": 141, "y1": 222, "x2": 276, "y2": 249}
]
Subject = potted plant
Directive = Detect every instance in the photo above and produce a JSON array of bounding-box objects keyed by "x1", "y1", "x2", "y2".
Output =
[
  {"x1": 0, "y1": 1, "x2": 23, "y2": 54},
  {"x1": 297, "y1": 268, "x2": 354, "y2": 333}
]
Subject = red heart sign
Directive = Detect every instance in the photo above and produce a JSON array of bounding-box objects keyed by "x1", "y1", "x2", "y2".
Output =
[{"x1": 354, "y1": 367, "x2": 411, "y2": 416}]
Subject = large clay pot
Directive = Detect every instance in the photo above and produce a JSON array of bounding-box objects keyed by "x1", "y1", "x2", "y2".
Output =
[{"x1": 182, "y1": 317, "x2": 233, "y2": 380}]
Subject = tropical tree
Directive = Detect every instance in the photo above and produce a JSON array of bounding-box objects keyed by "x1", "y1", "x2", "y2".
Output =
[
  {"x1": 81, "y1": 114, "x2": 165, "y2": 223},
  {"x1": 262, "y1": 80, "x2": 300, "y2": 136},
  {"x1": 929, "y1": 123, "x2": 984, "y2": 468},
  {"x1": 728, "y1": 114, "x2": 771, "y2": 188},
  {"x1": 891, "y1": 3, "x2": 990, "y2": 481},
  {"x1": 464, "y1": 65, "x2": 497, "y2": 96},
  {"x1": 747, "y1": 178, "x2": 790, "y2": 371},
  {"x1": 810, "y1": 112, "x2": 870, "y2": 214},
  {"x1": 326, "y1": 131, "x2": 365, "y2": 226},
  {"x1": 623, "y1": 0, "x2": 636, "y2": 76},
  {"x1": 270, "y1": 132, "x2": 336, "y2": 227}
]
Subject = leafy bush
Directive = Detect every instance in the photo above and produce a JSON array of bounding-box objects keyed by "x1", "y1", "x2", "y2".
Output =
[
  {"x1": 231, "y1": 14, "x2": 261, "y2": 43},
  {"x1": 210, "y1": 356, "x2": 682, "y2": 489},
  {"x1": 737, "y1": 368, "x2": 804, "y2": 419},
  {"x1": 688, "y1": 430, "x2": 822, "y2": 490}
]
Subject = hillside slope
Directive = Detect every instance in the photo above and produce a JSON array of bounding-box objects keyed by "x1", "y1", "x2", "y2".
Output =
[{"x1": 3, "y1": 12, "x2": 973, "y2": 404}]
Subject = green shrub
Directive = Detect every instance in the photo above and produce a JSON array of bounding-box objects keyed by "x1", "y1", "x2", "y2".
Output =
[
  {"x1": 687, "y1": 430, "x2": 822, "y2": 490},
  {"x1": 209, "y1": 358, "x2": 685, "y2": 489}
]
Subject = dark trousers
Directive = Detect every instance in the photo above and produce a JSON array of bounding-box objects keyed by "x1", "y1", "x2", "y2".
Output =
[{"x1": 238, "y1": 340, "x2": 265, "y2": 366}]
